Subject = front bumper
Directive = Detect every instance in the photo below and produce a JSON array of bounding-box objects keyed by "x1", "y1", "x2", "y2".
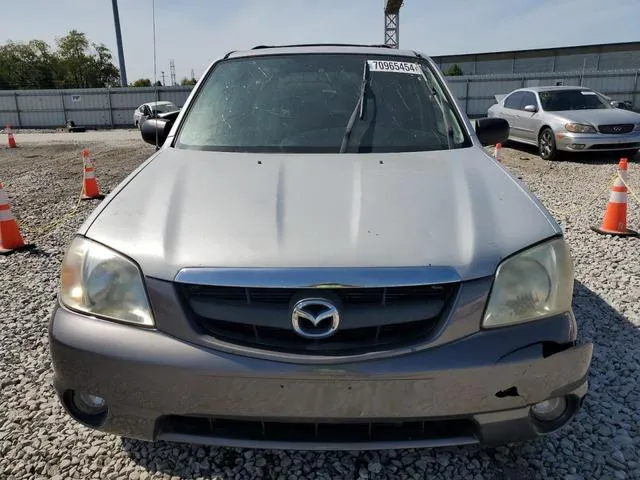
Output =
[
  {"x1": 48, "y1": 305, "x2": 593, "y2": 451},
  {"x1": 555, "y1": 131, "x2": 640, "y2": 152}
]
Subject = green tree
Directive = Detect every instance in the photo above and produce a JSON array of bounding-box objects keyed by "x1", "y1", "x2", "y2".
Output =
[
  {"x1": 132, "y1": 78, "x2": 152, "y2": 87},
  {"x1": 445, "y1": 64, "x2": 464, "y2": 76},
  {"x1": 0, "y1": 40, "x2": 58, "y2": 89},
  {"x1": 180, "y1": 77, "x2": 197, "y2": 86}
]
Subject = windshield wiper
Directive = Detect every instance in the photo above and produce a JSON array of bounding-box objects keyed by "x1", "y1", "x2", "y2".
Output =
[{"x1": 340, "y1": 61, "x2": 370, "y2": 153}]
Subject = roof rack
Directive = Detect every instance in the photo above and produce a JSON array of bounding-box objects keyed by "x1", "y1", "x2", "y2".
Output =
[{"x1": 250, "y1": 43, "x2": 395, "y2": 50}]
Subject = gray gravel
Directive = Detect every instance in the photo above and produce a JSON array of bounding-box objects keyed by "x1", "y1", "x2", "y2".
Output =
[{"x1": 1, "y1": 137, "x2": 639, "y2": 480}]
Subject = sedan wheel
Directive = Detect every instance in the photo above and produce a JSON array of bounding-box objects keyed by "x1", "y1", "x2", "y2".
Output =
[{"x1": 538, "y1": 128, "x2": 558, "y2": 161}]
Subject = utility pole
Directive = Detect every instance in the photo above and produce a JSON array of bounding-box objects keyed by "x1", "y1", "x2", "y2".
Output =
[
  {"x1": 111, "y1": 0, "x2": 128, "y2": 86},
  {"x1": 160, "y1": 71, "x2": 166, "y2": 86}
]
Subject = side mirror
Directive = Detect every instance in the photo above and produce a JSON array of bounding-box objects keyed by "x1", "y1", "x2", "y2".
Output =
[
  {"x1": 141, "y1": 118, "x2": 173, "y2": 148},
  {"x1": 523, "y1": 104, "x2": 538, "y2": 113},
  {"x1": 475, "y1": 117, "x2": 509, "y2": 147}
]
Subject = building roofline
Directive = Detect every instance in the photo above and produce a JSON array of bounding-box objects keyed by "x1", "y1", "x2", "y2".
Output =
[{"x1": 431, "y1": 40, "x2": 640, "y2": 60}]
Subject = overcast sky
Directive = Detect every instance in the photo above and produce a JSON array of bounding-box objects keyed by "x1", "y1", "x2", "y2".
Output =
[{"x1": 3, "y1": 0, "x2": 639, "y2": 83}]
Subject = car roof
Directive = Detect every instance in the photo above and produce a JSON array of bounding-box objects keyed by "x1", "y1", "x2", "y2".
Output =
[
  {"x1": 225, "y1": 43, "x2": 425, "y2": 60},
  {"x1": 143, "y1": 100, "x2": 175, "y2": 106},
  {"x1": 519, "y1": 86, "x2": 593, "y2": 93}
]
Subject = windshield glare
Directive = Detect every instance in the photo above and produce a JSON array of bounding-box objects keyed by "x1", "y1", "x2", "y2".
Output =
[
  {"x1": 539, "y1": 89, "x2": 612, "y2": 112},
  {"x1": 175, "y1": 54, "x2": 470, "y2": 153}
]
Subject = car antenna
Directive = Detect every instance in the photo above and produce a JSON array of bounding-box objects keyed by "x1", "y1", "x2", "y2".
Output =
[{"x1": 152, "y1": 0, "x2": 159, "y2": 150}]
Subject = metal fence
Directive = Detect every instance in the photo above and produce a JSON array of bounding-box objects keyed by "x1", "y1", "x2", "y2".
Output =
[
  {"x1": 0, "y1": 86, "x2": 193, "y2": 129},
  {"x1": 1, "y1": 68, "x2": 639, "y2": 128},
  {"x1": 446, "y1": 69, "x2": 640, "y2": 118}
]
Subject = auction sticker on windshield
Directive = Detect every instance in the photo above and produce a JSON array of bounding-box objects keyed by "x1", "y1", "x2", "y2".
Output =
[{"x1": 367, "y1": 60, "x2": 421, "y2": 74}]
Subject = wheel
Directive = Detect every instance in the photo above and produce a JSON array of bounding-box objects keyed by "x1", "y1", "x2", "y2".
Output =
[{"x1": 538, "y1": 127, "x2": 558, "y2": 160}]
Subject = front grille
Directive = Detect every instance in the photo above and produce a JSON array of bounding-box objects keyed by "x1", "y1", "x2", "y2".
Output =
[
  {"x1": 178, "y1": 283, "x2": 458, "y2": 356},
  {"x1": 598, "y1": 124, "x2": 634, "y2": 134},
  {"x1": 156, "y1": 415, "x2": 477, "y2": 445}
]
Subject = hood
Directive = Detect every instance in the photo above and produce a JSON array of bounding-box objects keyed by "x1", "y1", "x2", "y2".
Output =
[
  {"x1": 551, "y1": 108, "x2": 640, "y2": 126},
  {"x1": 81, "y1": 147, "x2": 560, "y2": 282}
]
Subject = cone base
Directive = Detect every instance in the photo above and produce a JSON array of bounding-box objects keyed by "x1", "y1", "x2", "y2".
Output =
[
  {"x1": 0, "y1": 243, "x2": 36, "y2": 256},
  {"x1": 81, "y1": 194, "x2": 105, "y2": 201},
  {"x1": 590, "y1": 226, "x2": 639, "y2": 237}
]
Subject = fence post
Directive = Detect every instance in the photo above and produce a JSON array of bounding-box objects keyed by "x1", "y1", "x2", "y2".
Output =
[
  {"x1": 106, "y1": 89, "x2": 114, "y2": 128},
  {"x1": 633, "y1": 70, "x2": 639, "y2": 111},
  {"x1": 13, "y1": 93, "x2": 21, "y2": 128},
  {"x1": 464, "y1": 78, "x2": 470, "y2": 116},
  {"x1": 60, "y1": 91, "x2": 67, "y2": 126}
]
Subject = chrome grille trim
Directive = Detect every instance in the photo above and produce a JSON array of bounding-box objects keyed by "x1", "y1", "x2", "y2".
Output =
[{"x1": 174, "y1": 266, "x2": 462, "y2": 288}]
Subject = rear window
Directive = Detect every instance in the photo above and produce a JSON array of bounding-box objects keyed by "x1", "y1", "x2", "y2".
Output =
[{"x1": 174, "y1": 53, "x2": 471, "y2": 153}]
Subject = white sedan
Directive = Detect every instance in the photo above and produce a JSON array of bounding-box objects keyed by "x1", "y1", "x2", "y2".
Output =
[{"x1": 133, "y1": 101, "x2": 179, "y2": 129}]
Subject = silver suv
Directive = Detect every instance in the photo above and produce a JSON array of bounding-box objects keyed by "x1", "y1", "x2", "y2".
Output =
[{"x1": 49, "y1": 44, "x2": 593, "y2": 451}]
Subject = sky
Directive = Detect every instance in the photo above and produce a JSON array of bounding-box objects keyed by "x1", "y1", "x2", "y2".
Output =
[{"x1": 2, "y1": 0, "x2": 639, "y2": 83}]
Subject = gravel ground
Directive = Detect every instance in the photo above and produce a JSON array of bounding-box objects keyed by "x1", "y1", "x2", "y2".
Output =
[{"x1": 1, "y1": 135, "x2": 639, "y2": 480}]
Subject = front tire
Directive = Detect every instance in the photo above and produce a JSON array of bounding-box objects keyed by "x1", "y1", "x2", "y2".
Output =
[{"x1": 538, "y1": 127, "x2": 558, "y2": 161}]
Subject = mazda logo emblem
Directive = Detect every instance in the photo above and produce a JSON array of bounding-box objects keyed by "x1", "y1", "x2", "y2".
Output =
[{"x1": 291, "y1": 298, "x2": 340, "y2": 339}]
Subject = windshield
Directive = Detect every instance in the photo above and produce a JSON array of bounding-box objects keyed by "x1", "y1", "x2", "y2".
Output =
[
  {"x1": 539, "y1": 89, "x2": 612, "y2": 112},
  {"x1": 174, "y1": 54, "x2": 471, "y2": 153},
  {"x1": 152, "y1": 103, "x2": 178, "y2": 113}
]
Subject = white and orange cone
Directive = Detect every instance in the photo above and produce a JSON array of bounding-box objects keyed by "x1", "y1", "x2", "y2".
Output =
[
  {"x1": 6, "y1": 125, "x2": 17, "y2": 148},
  {"x1": 494, "y1": 143, "x2": 503, "y2": 163},
  {"x1": 81, "y1": 148, "x2": 104, "y2": 200},
  {"x1": 0, "y1": 182, "x2": 34, "y2": 255},
  {"x1": 591, "y1": 158, "x2": 638, "y2": 237}
]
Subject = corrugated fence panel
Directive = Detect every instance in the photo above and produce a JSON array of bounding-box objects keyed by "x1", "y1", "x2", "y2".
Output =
[
  {"x1": 110, "y1": 90, "x2": 158, "y2": 108},
  {"x1": 554, "y1": 53, "x2": 599, "y2": 72},
  {"x1": 581, "y1": 73, "x2": 636, "y2": 94},
  {"x1": 469, "y1": 79, "x2": 523, "y2": 98},
  {"x1": 467, "y1": 98, "x2": 495, "y2": 117},
  {"x1": 158, "y1": 89, "x2": 192, "y2": 106},
  {"x1": 63, "y1": 110, "x2": 111, "y2": 127},
  {"x1": 598, "y1": 51, "x2": 640, "y2": 71},
  {"x1": 446, "y1": 80, "x2": 466, "y2": 101},
  {"x1": 514, "y1": 56, "x2": 554, "y2": 74},
  {"x1": 17, "y1": 93, "x2": 63, "y2": 111},
  {"x1": 19, "y1": 111, "x2": 66, "y2": 128},
  {"x1": 0, "y1": 94, "x2": 16, "y2": 110},
  {"x1": 63, "y1": 92, "x2": 109, "y2": 111},
  {"x1": 0, "y1": 112, "x2": 20, "y2": 127}
]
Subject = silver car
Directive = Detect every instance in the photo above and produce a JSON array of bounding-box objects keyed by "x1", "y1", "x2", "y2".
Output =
[
  {"x1": 48, "y1": 44, "x2": 593, "y2": 451},
  {"x1": 488, "y1": 86, "x2": 640, "y2": 160},
  {"x1": 133, "y1": 100, "x2": 179, "y2": 129}
]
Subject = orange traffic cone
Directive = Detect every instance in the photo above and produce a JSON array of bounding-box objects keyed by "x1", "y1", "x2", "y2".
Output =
[
  {"x1": 495, "y1": 143, "x2": 503, "y2": 163},
  {"x1": 81, "y1": 148, "x2": 104, "y2": 200},
  {"x1": 591, "y1": 158, "x2": 638, "y2": 237},
  {"x1": 6, "y1": 125, "x2": 17, "y2": 148},
  {"x1": 0, "y1": 182, "x2": 34, "y2": 255}
]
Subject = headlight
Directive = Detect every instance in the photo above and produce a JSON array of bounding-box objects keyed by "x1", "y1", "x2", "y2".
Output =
[
  {"x1": 482, "y1": 238, "x2": 574, "y2": 328},
  {"x1": 59, "y1": 236, "x2": 154, "y2": 326},
  {"x1": 564, "y1": 123, "x2": 596, "y2": 134},
  {"x1": 634, "y1": 123, "x2": 640, "y2": 132}
]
